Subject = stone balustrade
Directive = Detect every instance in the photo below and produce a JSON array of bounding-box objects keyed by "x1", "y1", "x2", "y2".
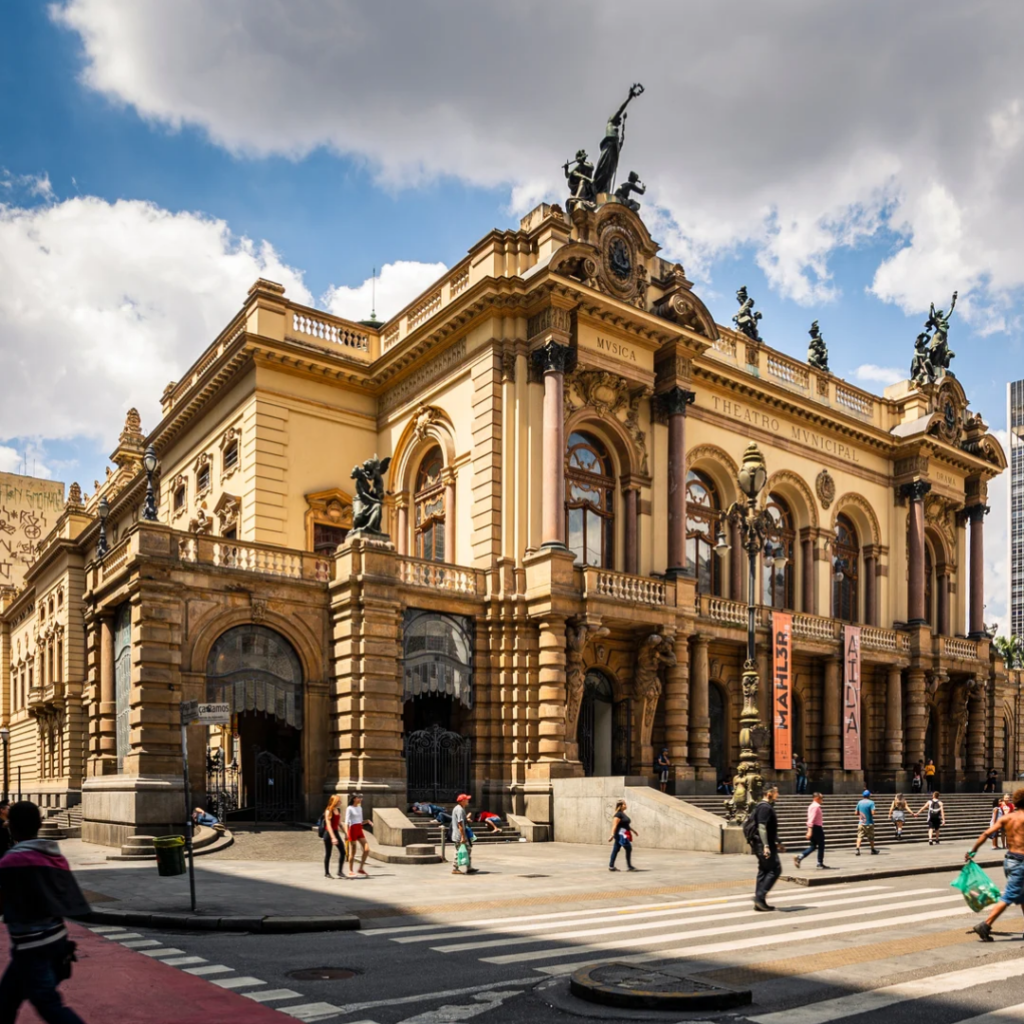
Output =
[
  {"x1": 398, "y1": 556, "x2": 484, "y2": 595},
  {"x1": 177, "y1": 534, "x2": 331, "y2": 583},
  {"x1": 290, "y1": 312, "x2": 371, "y2": 355},
  {"x1": 700, "y1": 594, "x2": 749, "y2": 625},
  {"x1": 584, "y1": 568, "x2": 669, "y2": 607},
  {"x1": 939, "y1": 635, "x2": 980, "y2": 661},
  {"x1": 861, "y1": 625, "x2": 911, "y2": 653},
  {"x1": 100, "y1": 539, "x2": 131, "y2": 580},
  {"x1": 792, "y1": 613, "x2": 843, "y2": 642}
]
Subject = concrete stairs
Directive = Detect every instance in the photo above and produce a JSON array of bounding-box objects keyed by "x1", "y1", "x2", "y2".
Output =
[
  {"x1": 407, "y1": 812, "x2": 522, "y2": 845},
  {"x1": 678, "y1": 792, "x2": 1002, "y2": 850}
]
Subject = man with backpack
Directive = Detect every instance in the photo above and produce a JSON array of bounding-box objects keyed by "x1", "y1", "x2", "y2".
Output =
[{"x1": 745, "y1": 785, "x2": 784, "y2": 912}]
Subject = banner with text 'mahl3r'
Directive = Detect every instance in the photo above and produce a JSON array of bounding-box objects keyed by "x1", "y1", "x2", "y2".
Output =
[{"x1": 772, "y1": 611, "x2": 792, "y2": 771}]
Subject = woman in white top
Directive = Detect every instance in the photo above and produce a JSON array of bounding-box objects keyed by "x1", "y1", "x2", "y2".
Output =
[
  {"x1": 345, "y1": 794, "x2": 372, "y2": 878},
  {"x1": 889, "y1": 794, "x2": 910, "y2": 841}
]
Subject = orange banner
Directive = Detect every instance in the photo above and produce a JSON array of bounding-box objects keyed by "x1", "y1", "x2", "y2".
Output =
[
  {"x1": 772, "y1": 611, "x2": 793, "y2": 771},
  {"x1": 843, "y1": 625, "x2": 862, "y2": 770}
]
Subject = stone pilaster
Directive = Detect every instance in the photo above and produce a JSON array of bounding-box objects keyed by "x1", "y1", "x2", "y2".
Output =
[
  {"x1": 688, "y1": 634, "x2": 710, "y2": 767},
  {"x1": 821, "y1": 656, "x2": 842, "y2": 770},
  {"x1": 904, "y1": 667, "x2": 928, "y2": 769}
]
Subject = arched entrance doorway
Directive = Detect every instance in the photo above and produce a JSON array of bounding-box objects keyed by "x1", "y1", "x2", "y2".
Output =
[
  {"x1": 578, "y1": 670, "x2": 633, "y2": 777},
  {"x1": 205, "y1": 625, "x2": 304, "y2": 820},
  {"x1": 402, "y1": 611, "x2": 473, "y2": 802},
  {"x1": 709, "y1": 682, "x2": 726, "y2": 781}
]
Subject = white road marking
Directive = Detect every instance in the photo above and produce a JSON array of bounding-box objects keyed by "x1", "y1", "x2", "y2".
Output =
[
  {"x1": 160, "y1": 956, "x2": 206, "y2": 967},
  {"x1": 398, "y1": 988, "x2": 524, "y2": 1023},
  {"x1": 483, "y1": 892, "x2": 962, "y2": 963},
  {"x1": 183, "y1": 964, "x2": 233, "y2": 976},
  {"x1": 119, "y1": 939, "x2": 163, "y2": 949},
  {"x1": 431, "y1": 889, "x2": 942, "y2": 953},
  {"x1": 138, "y1": 947, "x2": 186, "y2": 958},
  {"x1": 243, "y1": 988, "x2": 304, "y2": 1003},
  {"x1": 748, "y1": 957, "x2": 1024, "y2": 1024},
  {"x1": 88, "y1": 926, "x2": 130, "y2": 934},
  {"x1": 329, "y1": 977, "x2": 540, "y2": 1016},
  {"x1": 209, "y1": 976, "x2": 267, "y2": 990},
  {"x1": 954, "y1": 1004, "x2": 1024, "y2": 1024},
  {"x1": 279, "y1": 1002, "x2": 344, "y2": 1021},
  {"x1": 535, "y1": 905, "x2": 974, "y2": 976},
  {"x1": 105, "y1": 932, "x2": 142, "y2": 940}
]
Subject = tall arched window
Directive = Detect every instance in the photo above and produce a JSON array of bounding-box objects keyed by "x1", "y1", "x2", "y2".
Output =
[
  {"x1": 833, "y1": 514, "x2": 860, "y2": 622},
  {"x1": 686, "y1": 470, "x2": 721, "y2": 596},
  {"x1": 566, "y1": 431, "x2": 614, "y2": 568},
  {"x1": 414, "y1": 446, "x2": 446, "y2": 562},
  {"x1": 762, "y1": 493, "x2": 795, "y2": 610}
]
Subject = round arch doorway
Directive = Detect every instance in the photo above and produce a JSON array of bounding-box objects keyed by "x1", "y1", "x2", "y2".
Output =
[{"x1": 206, "y1": 625, "x2": 304, "y2": 821}]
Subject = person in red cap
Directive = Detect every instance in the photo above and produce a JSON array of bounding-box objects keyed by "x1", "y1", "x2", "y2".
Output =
[{"x1": 451, "y1": 794, "x2": 477, "y2": 875}]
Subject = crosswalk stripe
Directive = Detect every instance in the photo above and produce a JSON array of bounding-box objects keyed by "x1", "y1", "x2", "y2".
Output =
[
  {"x1": 210, "y1": 976, "x2": 267, "y2": 990},
  {"x1": 183, "y1": 965, "x2": 233, "y2": 976},
  {"x1": 88, "y1": 926, "x2": 129, "y2": 934},
  {"x1": 160, "y1": 956, "x2": 207, "y2": 967},
  {"x1": 430, "y1": 889, "x2": 942, "y2": 953},
  {"x1": 480, "y1": 892, "x2": 961, "y2": 964},
  {"x1": 138, "y1": 948, "x2": 186, "y2": 958},
  {"x1": 534, "y1": 905, "x2": 974, "y2": 976},
  {"x1": 748, "y1": 957, "x2": 1024, "y2": 1024},
  {"x1": 243, "y1": 989, "x2": 304, "y2": 1003},
  {"x1": 362, "y1": 884, "x2": 893, "y2": 937},
  {"x1": 119, "y1": 939, "x2": 163, "y2": 949},
  {"x1": 279, "y1": 1002, "x2": 344, "y2": 1021},
  {"x1": 954, "y1": 1004, "x2": 1024, "y2": 1024}
]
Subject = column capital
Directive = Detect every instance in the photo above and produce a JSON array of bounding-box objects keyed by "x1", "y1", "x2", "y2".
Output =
[
  {"x1": 964, "y1": 503, "x2": 990, "y2": 523},
  {"x1": 690, "y1": 633, "x2": 711, "y2": 649},
  {"x1": 532, "y1": 340, "x2": 572, "y2": 376},
  {"x1": 900, "y1": 480, "x2": 932, "y2": 502},
  {"x1": 657, "y1": 387, "x2": 696, "y2": 419}
]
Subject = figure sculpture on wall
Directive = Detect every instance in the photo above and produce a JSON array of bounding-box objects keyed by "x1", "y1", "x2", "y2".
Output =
[
  {"x1": 732, "y1": 286, "x2": 763, "y2": 342},
  {"x1": 350, "y1": 455, "x2": 391, "y2": 536},
  {"x1": 564, "y1": 620, "x2": 610, "y2": 744},
  {"x1": 613, "y1": 171, "x2": 646, "y2": 213},
  {"x1": 807, "y1": 320, "x2": 830, "y2": 372},
  {"x1": 951, "y1": 677, "x2": 976, "y2": 762},
  {"x1": 634, "y1": 633, "x2": 677, "y2": 741},
  {"x1": 563, "y1": 149, "x2": 597, "y2": 212},
  {"x1": 593, "y1": 83, "x2": 645, "y2": 196}
]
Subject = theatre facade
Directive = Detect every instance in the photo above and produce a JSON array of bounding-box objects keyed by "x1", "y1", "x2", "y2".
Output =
[{"x1": 1, "y1": 198, "x2": 1019, "y2": 845}]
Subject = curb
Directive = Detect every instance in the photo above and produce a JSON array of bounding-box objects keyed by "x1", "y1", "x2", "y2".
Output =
[
  {"x1": 782, "y1": 854, "x2": 1004, "y2": 887},
  {"x1": 80, "y1": 908, "x2": 360, "y2": 933},
  {"x1": 569, "y1": 962, "x2": 751, "y2": 1012}
]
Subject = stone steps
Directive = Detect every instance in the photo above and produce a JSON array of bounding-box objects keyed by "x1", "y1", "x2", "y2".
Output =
[{"x1": 407, "y1": 813, "x2": 522, "y2": 844}]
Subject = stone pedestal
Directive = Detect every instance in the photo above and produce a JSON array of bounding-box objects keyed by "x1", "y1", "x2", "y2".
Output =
[
  {"x1": 814, "y1": 769, "x2": 866, "y2": 795},
  {"x1": 81, "y1": 774, "x2": 185, "y2": 848}
]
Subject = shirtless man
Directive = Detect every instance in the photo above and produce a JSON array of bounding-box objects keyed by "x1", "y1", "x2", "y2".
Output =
[{"x1": 965, "y1": 786, "x2": 1024, "y2": 941}]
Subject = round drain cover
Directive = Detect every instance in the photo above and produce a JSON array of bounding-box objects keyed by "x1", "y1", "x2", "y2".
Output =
[{"x1": 287, "y1": 967, "x2": 360, "y2": 981}]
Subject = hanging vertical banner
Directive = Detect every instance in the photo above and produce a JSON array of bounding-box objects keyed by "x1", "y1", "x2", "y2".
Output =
[
  {"x1": 843, "y1": 625, "x2": 862, "y2": 770},
  {"x1": 772, "y1": 611, "x2": 793, "y2": 770}
]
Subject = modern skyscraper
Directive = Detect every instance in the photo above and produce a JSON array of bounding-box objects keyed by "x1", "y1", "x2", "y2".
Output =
[{"x1": 1009, "y1": 379, "x2": 1024, "y2": 637}]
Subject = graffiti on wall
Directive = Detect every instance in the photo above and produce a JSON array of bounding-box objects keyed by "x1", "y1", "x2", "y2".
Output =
[{"x1": 0, "y1": 474, "x2": 65, "y2": 588}]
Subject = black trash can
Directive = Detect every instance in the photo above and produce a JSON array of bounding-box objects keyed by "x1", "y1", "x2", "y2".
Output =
[{"x1": 153, "y1": 835, "x2": 186, "y2": 877}]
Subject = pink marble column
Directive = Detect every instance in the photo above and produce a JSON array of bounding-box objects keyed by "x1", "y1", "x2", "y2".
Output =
[
  {"x1": 624, "y1": 486, "x2": 639, "y2": 575},
  {"x1": 863, "y1": 547, "x2": 877, "y2": 627},
  {"x1": 663, "y1": 387, "x2": 695, "y2": 576},
  {"x1": 540, "y1": 342, "x2": 571, "y2": 548},
  {"x1": 443, "y1": 471, "x2": 456, "y2": 564},
  {"x1": 800, "y1": 529, "x2": 815, "y2": 613},
  {"x1": 902, "y1": 481, "x2": 930, "y2": 625},
  {"x1": 967, "y1": 504, "x2": 988, "y2": 638},
  {"x1": 937, "y1": 572, "x2": 950, "y2": 636},
  {"x1": 395, "y1": 503, "x2": 408, "y2": 556}
]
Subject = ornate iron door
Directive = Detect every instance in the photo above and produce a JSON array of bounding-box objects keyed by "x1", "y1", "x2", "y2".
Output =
[
  {"x1": 205, "y1": 749, "x2": 239, "y2": 820},
  {"x1": 578, "y1": 695, "x2": 596, "y2": 777},
  {"x1": 253, "y1": 749, "x2": 302, "y2": 823},
  {"x1": 405, "y1": 725, "x2": 471, "y2": 803},
  {"x1": 612, "y1": 698, "x2": 633, "y2": 775}
]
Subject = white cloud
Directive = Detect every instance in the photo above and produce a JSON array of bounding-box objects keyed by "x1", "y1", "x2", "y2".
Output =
[
  {"x1": 323, "y1": 260, "x2": 447, "y2": 322},
  {"x1": 48, "y1": 0, "x2": 1024, "y2": 316},
  {"x1": 853, "y1": 364, "x2": 906, "y2": 387}
]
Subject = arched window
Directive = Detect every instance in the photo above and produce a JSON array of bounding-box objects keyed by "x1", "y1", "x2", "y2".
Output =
[
  {"x1": 414, "y1": 446, "x2": 446, "y2": 562},
  {"x1": 762, "y1": 493, "x2": 795, "y2": 610},
  {"x1": 565, "y1": 431, "x2": 614, "y2": 568},
  {"x1": 686, "y1": 470, "x2": 721, "y2": 596},
  {"x1": 833, "y1": 514, "x2": 860, "y2": 623}
]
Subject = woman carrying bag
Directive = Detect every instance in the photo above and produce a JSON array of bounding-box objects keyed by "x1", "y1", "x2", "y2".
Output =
[
  {"x1": 608, "y1": 799, "x2": 638, "y2": 871},
  {"x1": 320, "y1": 795, "x2": 344, "y2": 878}
]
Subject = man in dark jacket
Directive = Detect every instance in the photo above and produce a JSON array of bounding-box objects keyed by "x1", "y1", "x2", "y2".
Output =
[
  {"x1": 753, "y1": 785, "x2": 785, "y2": 912},
  {"x1": 0, "y1": 800, "x2": 90, "y2": 1023}
]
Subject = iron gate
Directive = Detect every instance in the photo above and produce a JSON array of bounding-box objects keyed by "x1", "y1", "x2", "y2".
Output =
[
  {"x1": 253, "y1": 749, "x2": 302, "y2": 824},
  {"x1": 205, "y1": 749, "x2": 240, "y2": 820},
  {"x1": 612, "y1": 698, "x2": 633, "y2": 775},
  {"x1": 405, "y1": 725, "x2": 471, "y2": 803},
  {"x1": 579, "y1": 696, "x2": 597, "y2": 777}
]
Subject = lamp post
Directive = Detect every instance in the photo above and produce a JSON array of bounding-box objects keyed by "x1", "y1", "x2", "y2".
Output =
[
  {"x1": 714, "y1": 443, "x2": 779, "y2": 822},
  {"x1": 96, "y1": 496, "x2": 109, "y2": 559},
  {"x1": 142, "y1": 445, "x2": 159, "y2": 522},
  {"x1": 0, "y1": 726, "x2": 8, "y2": 801}
]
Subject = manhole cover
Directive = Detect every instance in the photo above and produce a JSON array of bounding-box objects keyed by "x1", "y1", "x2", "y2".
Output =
[
  {"x1": 287, "y1": 967, "x2": 361, "y2": 981},
  {"x1": 519, "y1": 874, "x2": 549, "y2": 878}
]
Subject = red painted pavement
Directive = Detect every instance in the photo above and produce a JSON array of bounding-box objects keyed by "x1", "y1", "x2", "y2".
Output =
[{"x1": 3, "y1": 922, "x2": 289, "y2": 1023}]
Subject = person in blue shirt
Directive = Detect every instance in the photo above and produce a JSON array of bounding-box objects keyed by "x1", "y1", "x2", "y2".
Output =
[{"x1": 855, "y1": 790, "x2": 878, "y2": 856}]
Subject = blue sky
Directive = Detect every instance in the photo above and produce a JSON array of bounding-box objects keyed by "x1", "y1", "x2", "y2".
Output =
[{"x1": 2, "y1": 2, "x2": 1022, "y2": 623}]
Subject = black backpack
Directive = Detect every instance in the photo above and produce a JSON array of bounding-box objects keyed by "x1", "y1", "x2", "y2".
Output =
[{"x1": 742, "y1": 810, "x2": 761, "y2": 851}]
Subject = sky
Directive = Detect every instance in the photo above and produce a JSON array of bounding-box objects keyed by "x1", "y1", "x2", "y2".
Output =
[{"x1": 1, "y1": 1, "x2": 1022, "y2": 627}]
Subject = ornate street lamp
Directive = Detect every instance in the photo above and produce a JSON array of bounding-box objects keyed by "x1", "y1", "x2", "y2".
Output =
[
  {"x1": 96, "y1": 496, "x2": 109, "y2": 559},
  {"x1": 719, "y1": 442, "x2": 775, "y2": 823},
  {"x1": 142, "y1": 445, "x2": 159, "y2": 522}
]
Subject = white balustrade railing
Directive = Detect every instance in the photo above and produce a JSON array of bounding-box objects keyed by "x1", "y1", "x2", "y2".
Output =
[
  {"x1": 590, "y1": 570, "x2": 667, "y2": 606},
  {"x1": 382, "y1": 324, "x2": 401, "y2": 351},
  {"x1": 767, "y1": 353, "x2": 809, "y2": 389},
  {"x1": 449, "y1": 266, "x2": 470, "y2": 297},
  {"x1": 861, "y1": 626, "x2": 903, "y2": 652},
  {"x1": 175, "y1": 534, "x2": 330, "y2": 582},
  {"x1": 835, "y1": 384, "x2": 873, "y2": 418},
  {"x1": 793, "y1": 613, "x2": 841, "y2": 642},
  {"x1": 942, "y1": 636, "x2": 979, "y2": 660},
  {"x1": 399, "y1": 557, "x2": 481, "y2": 595},
  {"x1": 291, "y1": 313, "x2": 370, "y2": 352},
  {"x1": 702, "y1": 595, "x2": 748, "y2": 625},
  {"x1": 407, "y1": 290, "x2": 443, "y2": 331}
]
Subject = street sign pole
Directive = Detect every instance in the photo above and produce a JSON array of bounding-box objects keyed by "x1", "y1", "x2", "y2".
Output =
[{"x1": 180, "y1": 701, "x2": 198, "y2": 913}]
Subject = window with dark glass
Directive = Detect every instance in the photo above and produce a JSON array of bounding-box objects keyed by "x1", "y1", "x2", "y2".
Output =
[
  {"x1": 762, "y1": 493, "x2": 795, "y2": 610},
  {"x1": 197, "y1": 464, "x2": 211, "y2": 493},
  {"x1": 415, "y1": 446, "x2": 446, "y2": 562},
  {"x1": 565, "y1": 431, "x2": 614, "y2": 568},
  {"x1": 223, "y1": 442, "x2": 239, "y2": 471},
  {"x1": 833, "y1": 513, "x2": 860, "y2": 622},
  {"x1": 686, "y1": 470, "x2": 721, "y2": 595},
  {"x1": 174, "y1": 483, "x2": 186, "y2": 510},
  {"x1": 313, "y1": 522, "x2": 348, "y2": 553}
]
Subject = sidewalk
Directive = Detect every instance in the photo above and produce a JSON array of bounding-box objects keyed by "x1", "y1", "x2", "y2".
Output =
[
  {"x1": 63, "y1": 826, "x2": 1011, "y2": 925},
  {"x1": 2, "y1": 923, "x2": 291, "y2": 1024}
]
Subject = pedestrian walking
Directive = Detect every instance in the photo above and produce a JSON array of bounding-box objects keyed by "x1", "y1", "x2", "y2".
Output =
[
  {"x1": 450, "y1": 793, "x2": 477, "y2": 875},
  {"x1": 989, "y1": 798, "x2": 1006, "y2": 849},
  {"x1": 889, "y1": 793, "x2": 910, "y2": 841},
  {"x1": 924, "y1": 758, "x2": 937, "y2": 790},
  {"x1": 854, "y1": 790, "x2": 878, "y2": 856},
  {"x1": 321, "y1": 794, "x2": 344, "y2": 878},
  {"x1": 984, "y1": 768, "x2": 999, "y2": 794},
  {"x1": 0, "y1": 800, "x2": 90, "y2": 1024},
  {"x1": 911, "y1": 762, "x2": 923, "y2": 794},
  {"x1": 608, "y1": 799, "x2": 637, "y2": 871},
  {"x1": 966, "y1": 786, "x2": 1024, "y2": 941},
  {"x1": 915, "y1": 790, "x2": 945, "y2": 844},
  {"x1": 655, "y1": 748, "x2": 672, "y2": 793},
  {"x1": 794, "y1": 792, "x2": 828, "y2": 869},
  {"x1": 345, "y1": 794, "x2": 372, "y2": 878},
  {"x1": 795, "y1": 755, "x2": 808, "y2": 794},
  {"x1": 752, "y1": 785, "x2": 784, "y2": 911}
]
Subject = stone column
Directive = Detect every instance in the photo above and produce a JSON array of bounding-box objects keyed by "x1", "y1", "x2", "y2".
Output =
[
  {"x1": 863, "y1": 547, "x2": 878, "y2": 627},
  {"x1": 395, "y1": 501, "x2": 408, "y2": 557},
  {"x1": 903, "y1": 481, "x2": 931, "y2": 625},
  {"x1": 937, "y1": 573, "x2": 950, "y2": 636},
  {"x1": 886, "y1": 665, "x2": 904, "y2": 771},
  {"x1": 904, "y1": 668, "x2": 927, "y2": 768},
  {"x1": 756, "y1": 643, "x2": 772, "y2": 739},
  {"x1": 966, "y1": 677, "x2": 987, "y2": 776},
  {"x1": 821, "y1": 656, "x2": 842, "y2": 769},
  {"x1": 98, "y1": 615, "x2": 116, "y2": 764},
  {"x1": 663, "y1": 387, "x2": 695, "y2": 576},
  {"x1": 663, "y1": 633, "x2": 691, "y2": 782},
  {"x1": 731, "y1": 521, "x2": 744, "y2": 602},
  {"x1": 800, "y1": 529, "x2": 815, "y2": 614},
  {"x1": 442, "y1": 469, "x2": 456, "y2": 564},
  {"x1": 623, "y1": 485, "x2": 639, "y2": 575},
  {"x1": 540, "y1": 341, "x2": 571, "y2": 549},
  {"x1": 967, "y1": 504, "x2": 989, "y2": 638},
  {"x1": 688, "y1": 635, "x2": 710, "y2": 766},
  {"x1": 537, "y1": 615, "x2": 568, "y2": 761}
]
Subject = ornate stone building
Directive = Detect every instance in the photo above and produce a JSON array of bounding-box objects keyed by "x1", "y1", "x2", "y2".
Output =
[{"x1": 1, "y1": 199, "x2": 1018, "y2": 845}]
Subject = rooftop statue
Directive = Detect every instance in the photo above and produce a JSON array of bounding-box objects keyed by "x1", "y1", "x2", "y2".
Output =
[
  {"x1": 563, "y1": 149, "x2": 596, "y2": 212},
  {"x1": 910, "y1": 332, "x2": 935, "y2": 385},
  {"x1": 807, "y1": 320, "x2": 829, "y2": 372},
  {"x1": 350, "y1": 455, "x2": 391, "y2": 536},
  {"x1": 910, "y1": 291, "x2": 957, "y2": 386},
  {"x1": 593, "y1": 83, "x2": 645, "y2": 196},
  {"x1": 732, "y1": 286, "x2": 763, "y2": 342},
  {"x1": 614, "y1": 171, "x2": 646, "y2": 212}
]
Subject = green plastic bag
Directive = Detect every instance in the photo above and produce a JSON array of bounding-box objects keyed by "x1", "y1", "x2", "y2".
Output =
[
  {"x1": 951, "y1": 859, "x2": 1001, "y2": 912},
  {"x1": 456, "y1": 842, "x2": 470, "y2": 868}
]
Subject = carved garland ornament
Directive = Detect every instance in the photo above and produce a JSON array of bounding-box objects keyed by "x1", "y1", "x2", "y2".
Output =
[
  {"x1": 563, "y1": 367, "x2": 651, "y2": 475},
  {"x1": 815, "y1": 469, "x2": 836, "y2": 510}
]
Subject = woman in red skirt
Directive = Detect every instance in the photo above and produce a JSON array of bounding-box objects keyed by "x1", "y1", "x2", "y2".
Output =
[{"x1": 345, "y1": 794, "x2": 373, "y2": 877}]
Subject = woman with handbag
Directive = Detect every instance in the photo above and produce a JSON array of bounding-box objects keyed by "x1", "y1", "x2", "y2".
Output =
[
  {"x1": 321, "y1": 794, "x2": 344, "y2": 878},
  {"x1": 608, "y1": 799, "x2": 638, "y2": 871},
  {"x1": 345, "y1": 794, "x2": 373, "y2": 878}
]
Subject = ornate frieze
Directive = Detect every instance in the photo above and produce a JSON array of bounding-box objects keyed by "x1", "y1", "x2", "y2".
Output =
[
  {"x1": 815, "y1": 469, "x2": 836, "y2": 510},
  {"x1": 564, "y1": 366, "x2": 652, "y2": 475},
  {"x1": 378, "y1": 340, "x2": 466, "y2": 415}
]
